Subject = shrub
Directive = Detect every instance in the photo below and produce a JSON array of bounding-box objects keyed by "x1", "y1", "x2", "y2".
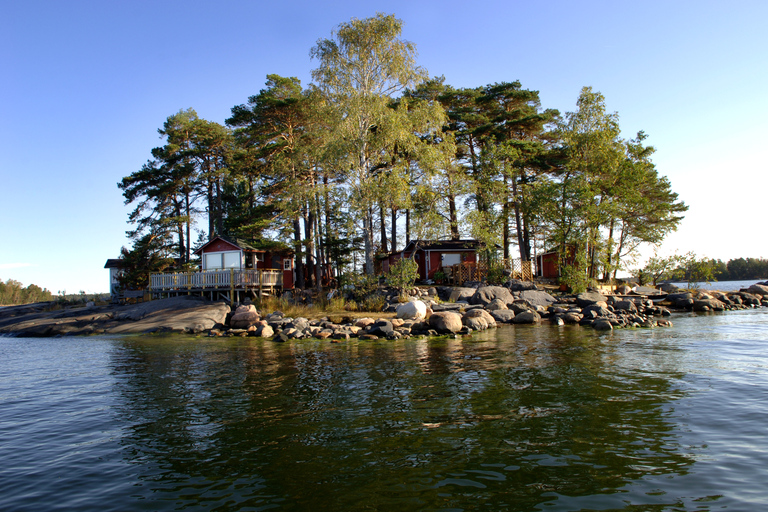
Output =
[{"x1": 387, "y1": 258, "x2": 419, "y2": 291}]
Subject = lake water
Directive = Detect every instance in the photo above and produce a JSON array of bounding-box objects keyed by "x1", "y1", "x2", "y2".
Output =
[
  {"x1": 1, "y1": 309, "x2": 768, "y2": 511},
  {"x1": 669, "y1": 279, "x2": 765, "y2": 292}
]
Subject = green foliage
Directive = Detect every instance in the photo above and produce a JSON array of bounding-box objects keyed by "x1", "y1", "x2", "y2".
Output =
[
  {"x1": 0, "y1": 279, "x2": 54, "y2": 305},
  {"x1": 341, "y1": 273, "x2": 381, "y2": 303},
  {"x1": 117, "y1": 234, "x2": 175, "y2": 290},
  {"x1": 387, "y1": 258, "x2": 419, "y2": 291}
]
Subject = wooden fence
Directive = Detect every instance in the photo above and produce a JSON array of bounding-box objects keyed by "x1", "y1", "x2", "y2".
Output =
[
  {"x1": 149, "y1": 269, "x2": 283, "y2": 299},
  {"x1": 451, "y1": 259, "x2": 533, "y2": 285}
]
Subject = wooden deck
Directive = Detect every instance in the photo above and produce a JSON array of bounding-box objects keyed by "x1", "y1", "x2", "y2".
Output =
[{"x1": 149, "y1": 269, "x2": 283, "y2": 302}]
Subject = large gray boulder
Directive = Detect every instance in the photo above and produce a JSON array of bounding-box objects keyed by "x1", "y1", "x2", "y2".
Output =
[
  {"x1": 428, "y1": 311, "x2": 463, "y2": 333},
  {"x1": 576, "y1": 291, "x2": 608, "y2": 307},
  {"x1": 463, "y1": 308, "x2": 497, "y2": 328},
  {"x1": 448, "y1": 287, "x2": 477, "y2": 302},
  {"x1": 470, "y1": 286, "x2": 515, "y2": 306},
  {"x1": 506, "y1": 279, "x2": 537, "y2": 292},
  {"x1": 511, "y1": 310, "x2": 541, "y2": 324},
  {"x1": 490, "y1": 309, "x2": 516, "y2": 323},
  {"x1": 747, "y1": 284, "x2": 768, "y2": 296},
  {"x1": 230, "y1": 304, "x2": 260, "y2": 329},
  {"x1": 518, "y1": 290, "x2": 557, "y2": 308}
]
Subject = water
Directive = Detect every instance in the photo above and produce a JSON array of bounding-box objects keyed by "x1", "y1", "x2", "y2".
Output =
[
  {"x1": 669, "y1": 279, "x2": 765, "y2": 292},
  {"x1": 1, "y1": 309, "x2": 768, "y2": 511}
]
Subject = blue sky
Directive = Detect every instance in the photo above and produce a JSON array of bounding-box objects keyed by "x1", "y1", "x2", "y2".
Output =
[{"x1": 2, "y1": 0, "x2": 766, "y2": 293}]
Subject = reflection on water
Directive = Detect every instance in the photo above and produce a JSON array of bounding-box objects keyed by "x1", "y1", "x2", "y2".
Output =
[
  {"x1": 108, "y1": 327, "x2": 691, "y2": 510},
  {"x1": 1, "y1": 309, "x2": 767, "y2": 511}
]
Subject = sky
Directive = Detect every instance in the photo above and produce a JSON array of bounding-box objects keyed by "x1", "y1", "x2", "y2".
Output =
[{"x1": 2, "y1": 0, "x2": 766, "y2": 294}]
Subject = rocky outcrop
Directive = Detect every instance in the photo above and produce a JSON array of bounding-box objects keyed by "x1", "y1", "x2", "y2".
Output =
[{"x1": 0, "y1": 296, "x2": 230, "y2": 336}]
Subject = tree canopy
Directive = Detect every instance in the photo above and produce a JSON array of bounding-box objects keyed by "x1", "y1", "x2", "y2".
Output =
[{"x1": 117, "y1": 13, "x2": 688, "y2": 289}]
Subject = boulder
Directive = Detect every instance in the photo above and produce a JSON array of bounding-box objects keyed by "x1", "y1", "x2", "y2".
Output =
[
  {"x1": 368, "y1": 319, "x2": 394, "y2": 337},
  {"x1": 747, "y1": 284, "x2": 768, "y2": 296},
  {"x1": 593, "y1": 319, "x2": 614, "y2": 331},
  {"x1": 615, "y1": 284, "x2": 633, "y2": 295},
  {"x1": 396, "y1": 300, "x2": 428, "y2": 320},
  {"x1": 486, "y1": 298, "x2": 508, "y2": 311},
  {"x1": 354, "y1": 317, "x2": 375, "y2": 328},
  {"x1": 511, "y1": 310, "x2": 541, "y2": 324},
  {"x1": 693, "y1": 298, "x2": 726, "y2": 312},
  {"x1": 464, "y1": 316, "x2": 488, "y2": 331},
  {"x1": 490, "y1": 309, "x2": 516, "y2": 323},
  {"x1": 428, "y1": 311, "x2": 463, "y2": 333},
  {"x1": 448, "y1": 287, "x2": 477, "y2": 303},
  {"x1": 576, "y1": 291, "x2": 608, "y2": 307},
  {"x1": 659, "y1": 283, "x2": 679, "y2": 293},
  {"x1": 506, "y1": 279, "x2": 537, "y2": 292},
  {"x1": 518, "y1": 290, "x2": 557, "y2": 308},
  {"x1": 463, "y1": 308, "x2": 497, "y2": 328},
  {"x1": 470, "y1": 286, "x2": 515, "y2": 306},
  {"x1": 613, "y1": 300, "x2": 638, "y2": 313}
]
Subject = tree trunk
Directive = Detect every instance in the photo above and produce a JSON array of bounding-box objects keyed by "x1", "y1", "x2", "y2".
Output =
[
  {"x1": 379, "y1": 203, "x2": 388, "y2": 254},
  {"x1": 405, "y1": 209, "x2": 411, "y2": 246},
  {"x1": 293, "y1": 218, "x2": 305, "y2": 289},
  {"x1": 390, "y1": 207, "x2": 397, "y2": 252},
  {"x1": 364, "y1": 208, "x2": 374, "y2": 275}
]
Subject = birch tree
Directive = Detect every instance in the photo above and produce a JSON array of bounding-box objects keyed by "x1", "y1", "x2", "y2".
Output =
[{"x1": 310, "y1": 13, "x2": 444, "y2": 274}]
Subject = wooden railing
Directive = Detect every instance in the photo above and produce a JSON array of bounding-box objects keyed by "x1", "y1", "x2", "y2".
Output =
[
  {"x1": 451, "y1": 259, "x2": 533, "y2": 285},
  {"x1": 149, "y1": 269, "x2": 283, "y2": 291}
]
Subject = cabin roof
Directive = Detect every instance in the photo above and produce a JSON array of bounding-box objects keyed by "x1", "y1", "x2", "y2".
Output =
[
  {"x1": 104, "y1": 258, "x2": 122, "y2": 269},
  {"x1": 400, "y1": 239, "x2": 493, "y2": 253},
  {"x1": 194, "y1": 235, "x2": 292, "y2": 255}
]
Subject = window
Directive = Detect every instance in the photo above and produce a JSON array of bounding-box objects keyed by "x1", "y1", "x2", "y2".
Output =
[
  {"x1": 204, "y1": 251, "x2": 242, "y2": 270},
  {"x1": 283, "y1": 258, "x2": 292, "y2": 270},
  {"x1": 442, "y1": 253, "x2": 461, "y2": 266}
]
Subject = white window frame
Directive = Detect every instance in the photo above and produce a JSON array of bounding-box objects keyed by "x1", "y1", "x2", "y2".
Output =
[{"x1": 283, "y1": 258, "x2": 292, "y2": 270}]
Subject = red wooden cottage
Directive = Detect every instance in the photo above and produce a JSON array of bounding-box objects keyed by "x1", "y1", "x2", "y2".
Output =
[
  {"x1": 381, "y1": 239, "x2": 488, "y2": 281},
  {"x1": 194, "y1": 236, "x2": 295, "y2": 289}
]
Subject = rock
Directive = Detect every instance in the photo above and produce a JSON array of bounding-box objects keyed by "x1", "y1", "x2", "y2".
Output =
[
  {"x1": 511, "y1": 310, "x2": 540, "y2": 324},
  {"x1": 582, "y1": 304, "x2": 611, "y2": 318},
  {"x1": 354, "y1": 317, "x2": 375, "y2": 328},
  {"x1": 463, "y1": 308, "x2": 497, "y2": 328},
  {"x1": 108, "y1": 297, "x2": 230, "y2": 335},
  {"x1": 490, "y1": 309, "x2": 516, "y2": 323},
  {"x1": 486, "y1": 298, "x2": 508, "y2": 311},
  {"x1": 428, "y1": 311, "x2": 463, "y2": 333},
  {"x1": 230, "y1": 304, "x2": 260, "y2": 329},
  {"x1": 747, "y1": 284, "x2": 768, "y2": 296},
  {"x1": 368, "y1": 319, "x2": 394, "y2": 337},
  {"x1": 464, "y1": 316, "x2": 488, "y2": 330},
  {"x1": 508, "y1": 301, "x2": 534, "y2": 315},
  {"x1": 470, "y1": 286, "x2": 515, "y2": 307},
  {"x1": 613, "y1": 300, "x2": 638, "y2": 313},
  {"x1": 593, "y1": 319, "x2": 613, "y2": 331},
  {"x1": 615, "y1": 284, "x2": 633, "y2": 295},
  {"x1": 562, "y1": 312, "x2": 581, "y2": 324},
  {"x1": 576, "y1": 291, "x2": 608, "y2": 307},
  {"x1": 448, "y1": 287, "x2": 477, "y2": 302},
  {"x1": 694, "y1": 299, "x2": 726, "y2": 312},
  {"x1": 396, "y1": 300, "x2": 428, "y2": 320},
  {"x1": 518, "y1": 290, "x2": 557, "y2": 308},
  {"x1": 550, "y1": 316, "x2": 565, "y2": 326},
  {"x1": 506, "y1": 279, "x2": 537, "y2": 292},
  {"x1": 255, "y1": 324, "x2": 274, "y2": 338},
  {"x1": 659, "y1": 283, "x2": 679, "y2": 293}
]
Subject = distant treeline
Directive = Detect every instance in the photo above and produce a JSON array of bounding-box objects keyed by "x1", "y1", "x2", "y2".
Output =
[
  {"x1": 0, "y1": 279, "x2": 54, "y2": 305},
  {"x1": 711, "y1": 258, "x2": 768, "y2": 281}
]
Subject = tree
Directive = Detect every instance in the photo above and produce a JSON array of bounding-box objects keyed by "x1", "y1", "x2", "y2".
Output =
[{"x1": 310, "y1": 13, "x2": 446, "y2": 274}]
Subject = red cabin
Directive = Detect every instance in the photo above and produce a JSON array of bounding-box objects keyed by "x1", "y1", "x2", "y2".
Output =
[{"x1": 194, "y1": 236, "x2": 295, "y2": 290}]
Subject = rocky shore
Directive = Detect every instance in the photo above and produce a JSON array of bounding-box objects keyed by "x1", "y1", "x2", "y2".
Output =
[{"x1": 3, "y1": 281, "x2": 765, "y2": 340}]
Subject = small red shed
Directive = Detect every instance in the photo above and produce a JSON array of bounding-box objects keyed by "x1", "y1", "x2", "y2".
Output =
[{"x1": 382, "y1": 240, "x2": 487, "y2": 281}]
